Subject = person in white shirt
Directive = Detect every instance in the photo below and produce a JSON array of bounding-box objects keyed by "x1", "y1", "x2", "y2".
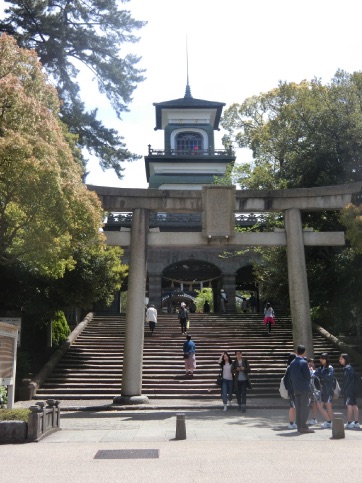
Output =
[
  {"x1": 219, "y1": 289, "x2": 227, "y2": 313},
  {"x1": 146, "y1": 304, "x2": 157, "y2": 335}
]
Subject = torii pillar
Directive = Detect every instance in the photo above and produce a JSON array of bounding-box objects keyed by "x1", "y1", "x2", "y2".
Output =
[
  {"x1": 285, "y1": 208, "x2": 314, "y2": 357},
  {"x1": 113, "y1": 208, "x2": 150, "y2": 405}
]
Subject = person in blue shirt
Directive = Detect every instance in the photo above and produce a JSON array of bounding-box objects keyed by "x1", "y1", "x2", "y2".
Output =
[
  {"x1": 183, "y1": 335, "x2": 196, "y2": 377},
  {"x1": 288, "y1": 344, "x2": 314, "y2": 433}
]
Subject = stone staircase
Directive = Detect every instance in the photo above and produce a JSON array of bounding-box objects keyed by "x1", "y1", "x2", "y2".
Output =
[{"x1": 33, "y1": 313, "x2": 345, "y2": 401}]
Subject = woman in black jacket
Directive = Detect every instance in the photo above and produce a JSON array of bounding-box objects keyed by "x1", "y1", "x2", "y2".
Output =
[
  {"x1": 339, "y1": 353, "x2": 360, "y2": 429},
  {"x1": 232, "y1": 350, "x2": 251, "y2": 412}
]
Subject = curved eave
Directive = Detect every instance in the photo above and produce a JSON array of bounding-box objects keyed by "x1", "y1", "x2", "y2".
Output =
[{"x1": 153, "y1": 98, "x2": 225, "y2": 130}]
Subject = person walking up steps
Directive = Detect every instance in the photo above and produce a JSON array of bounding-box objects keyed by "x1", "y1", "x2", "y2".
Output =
[
  {"x1": 178, "y1": 302, "x2": 188, "y2": 334},
  {"x1": 183, "y1": 334, "x2": 196, "y2": 376},
  {"x1": 263, "y1": 302, "x2": 275, "y2": 334},
  {"x1": 146, "y1": 304, "x2": 157, "y2": 336},
  {"x1": 219, "y1": 289, "x2": 227, "y2": 313}
]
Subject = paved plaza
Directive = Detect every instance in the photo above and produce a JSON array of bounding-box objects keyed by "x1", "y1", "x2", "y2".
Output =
[{"x1": 2, "y1": 398, "x2": 362, "y2": 482}]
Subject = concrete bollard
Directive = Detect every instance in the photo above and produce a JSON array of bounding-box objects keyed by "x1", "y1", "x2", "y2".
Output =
[
  {"x1": 332, "y1": 412, "x2": 345, "y2": 439},
  {"x1": 175, "y1": 413, "x2": 186, "y2": 440}
]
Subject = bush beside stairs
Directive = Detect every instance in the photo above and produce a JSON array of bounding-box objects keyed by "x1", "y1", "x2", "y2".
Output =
[{"x1": 33, "y1": 313, "x2": 345, "y2": 401}]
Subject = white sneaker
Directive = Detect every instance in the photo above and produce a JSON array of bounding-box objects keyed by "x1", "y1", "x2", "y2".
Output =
[
  {"x1": 288, "y1": 422, "x2": 297, "y2": 429},
  {"x1": 223, "y1": 405, "x2": 227, "y2": 412},
  {"x1": 344, "y1": 422, "x2": 359, "y2": 429},
  {"x1": 320, "y1": 421, "x2": 332, "y2": 429},
  {"x1": 227, "y1": 401, "x2": 232, "y2": 407},
  {"x1": 307, "y1": 418, "x2": 317, "y2": 425}
]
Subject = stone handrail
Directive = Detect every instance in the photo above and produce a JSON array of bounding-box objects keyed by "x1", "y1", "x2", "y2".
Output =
[
  {"x1": 313, "y1": 322, "x2": 362, "y2": 366},
  {"x1": 19, "y1": 312, "x2": 94, "y2": 400}
]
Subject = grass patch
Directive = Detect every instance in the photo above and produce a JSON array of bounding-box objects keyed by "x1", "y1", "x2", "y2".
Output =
[{"x1": 0, "y1": 409, "x2": 31, "y2": 422}]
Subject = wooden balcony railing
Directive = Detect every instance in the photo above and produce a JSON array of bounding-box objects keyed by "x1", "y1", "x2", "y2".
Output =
[{"x1": 147, "y1": 146, "x2": 234, "y2": 157}]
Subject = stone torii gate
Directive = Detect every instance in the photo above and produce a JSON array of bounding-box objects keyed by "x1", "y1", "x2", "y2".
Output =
[{"x1": 88, "y1": 182, "x2": 362, "y2": 404}]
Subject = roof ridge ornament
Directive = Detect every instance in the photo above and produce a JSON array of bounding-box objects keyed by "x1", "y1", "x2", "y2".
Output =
[{"x1": 184, "y1": 35, "x2": 192, "y2": 98}]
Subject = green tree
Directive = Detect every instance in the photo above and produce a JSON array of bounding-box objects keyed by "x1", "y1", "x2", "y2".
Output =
[
  {"x1": 0, "y1": 33, "x2": 104, "y2": 277},
  {"x1": 49, "y1": 246, "x2": 128, "y2": 309},
  {"x1": 0, "y1": 0, "x2": 146, "y2": 177},
  {"x1": 194, "y1": 288, "x2": 213, "y2": 313},
  {"x1": 340, "y1": 203, "x2": 362, "y2": 254},
  {"x1": 222, "y1": 71, "x2": 362, "y2": 190},
  {"x1": 221, "y1": 71, "x2": 362, "y2": 332},
  {"x1": 0, "y1": 246, "x2": 127, "y2": 315}
]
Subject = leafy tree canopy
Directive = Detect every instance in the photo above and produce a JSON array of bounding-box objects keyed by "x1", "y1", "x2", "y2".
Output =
[
  {"x1": 340, "y1": 203, "x2": 362, "y2": 253},
  {"x1": 222, "y1": 70, "x2": 362, "y2": 190},
  {"x1": 0, "y1": 0, "x2": 146, "y2": 177},
  {"x1": 221, "y1": 71, "x2": 362, "y2": 332},
  {"x1": 0, "y1": 33, "x2": 104, "y2": 277},
  {"x1": 49, "y1": 245, "x2": 128, "y2": 309}
]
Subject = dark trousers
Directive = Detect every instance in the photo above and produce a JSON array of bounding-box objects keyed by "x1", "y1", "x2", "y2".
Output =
[
  {"x1": 180, "y1": 318, "x2": 186, "y2": 333},
  {"x1": 236, "y1": 380, "x2": 247, "y2": 406},
  {"x1": 295, "y1": 391, "x2": 310, "y2": 430}
]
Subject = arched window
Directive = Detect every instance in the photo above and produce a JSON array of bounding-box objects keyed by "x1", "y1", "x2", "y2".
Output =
[{"x1": 176, "y1": 132, "x2": 203, "y2": 153}]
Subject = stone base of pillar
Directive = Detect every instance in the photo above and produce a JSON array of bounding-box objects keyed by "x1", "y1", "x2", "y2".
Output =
[{"x1": 113, "y1": 395, "x2": 150, "y2": 405}]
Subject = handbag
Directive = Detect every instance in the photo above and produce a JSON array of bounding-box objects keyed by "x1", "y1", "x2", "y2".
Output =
[
  {"x1": 183, "y1": 353, "x2": 189, "y2": 359},
  {"x1": 216, "y1": 369, "x2": 222, "y2": 386}
]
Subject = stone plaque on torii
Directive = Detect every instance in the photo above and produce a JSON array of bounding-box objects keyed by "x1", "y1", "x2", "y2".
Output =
[{"x1": 88, "y1": 182, "x2": 362, "y2": 404}]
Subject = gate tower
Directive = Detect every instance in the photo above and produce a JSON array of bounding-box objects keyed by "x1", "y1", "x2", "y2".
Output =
[{"x1": 145, "y1": 82, "x2": 235, "y2": 189}]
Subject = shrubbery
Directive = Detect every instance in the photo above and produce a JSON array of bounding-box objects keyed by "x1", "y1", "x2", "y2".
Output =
[
  {"x1": 0, "y1": 408, "x2": 30, "y2": 422},
  {"x1": 0, "y1": 386, "x2": 7, "y2": 408},
  {"x1": 51, "y1": 310, "x2": 70, "y2": 347}
]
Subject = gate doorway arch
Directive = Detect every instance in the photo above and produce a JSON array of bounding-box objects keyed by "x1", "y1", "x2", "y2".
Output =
[
  {"x1": 235, "y1": 265, "x2": 256, "y2": 292},
  {"x1": 161, "y1": 259, "x2": 221, "y2": 312},
  {"x1": 236, "y1": 265, "x2": 260, "y2": 313}
]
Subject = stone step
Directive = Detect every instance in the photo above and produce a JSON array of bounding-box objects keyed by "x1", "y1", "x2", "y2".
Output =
[{"x1": 32, "y1": 313, "x2": 346, "y2": 401}]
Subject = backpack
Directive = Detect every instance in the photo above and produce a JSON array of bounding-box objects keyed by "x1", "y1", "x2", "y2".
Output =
[
  {"x1": 279, "y1": 377, "x2": 289, "y2": 399},
  {"x1": 354, "y1": 373, "x2": 362, "y2": 396},
  {"x1": 179, "y1": 307, "x2": 186, "y2": 318}
]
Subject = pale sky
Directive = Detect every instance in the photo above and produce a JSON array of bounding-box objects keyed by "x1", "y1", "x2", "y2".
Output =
[{"x1": 2, "y1": 0, "x2": 362, "y2": 188}]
